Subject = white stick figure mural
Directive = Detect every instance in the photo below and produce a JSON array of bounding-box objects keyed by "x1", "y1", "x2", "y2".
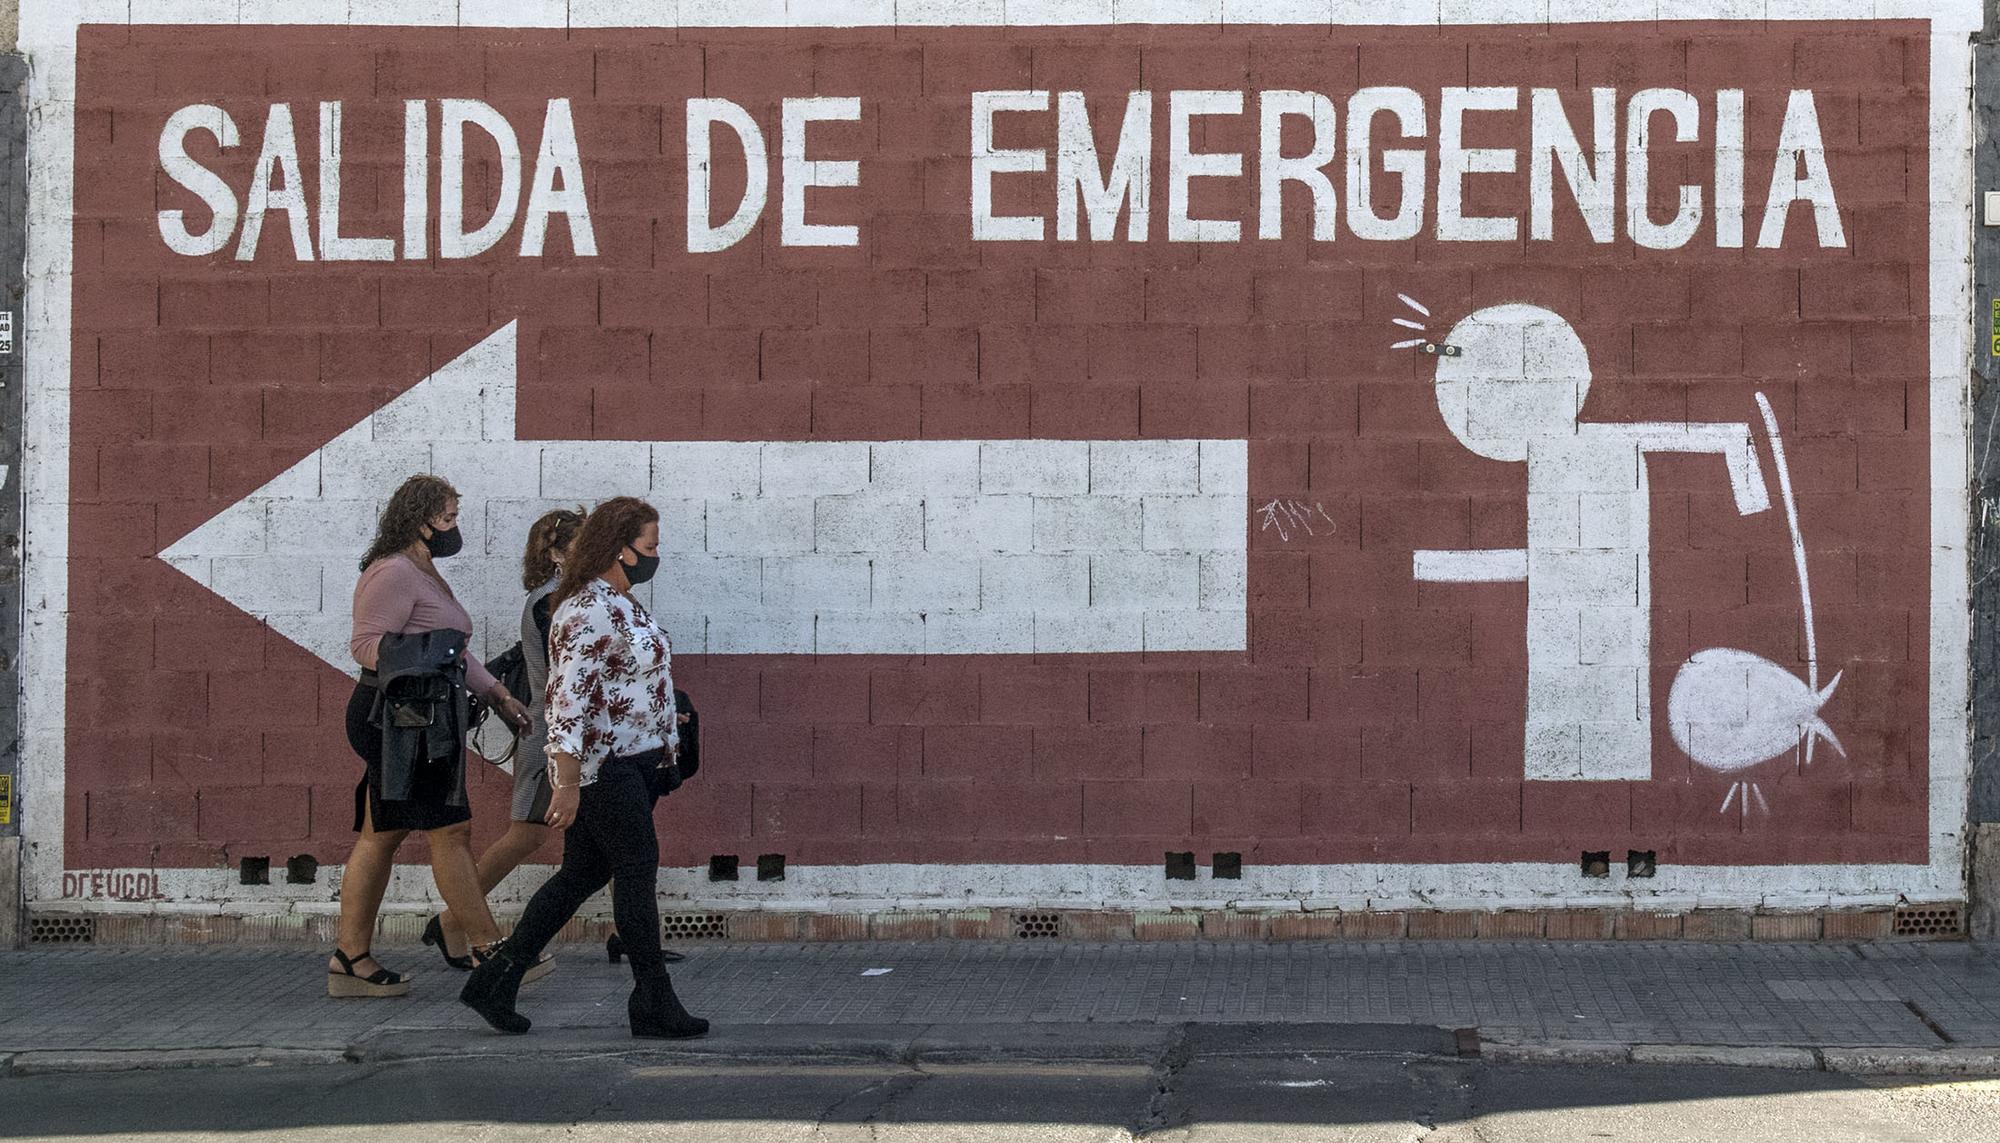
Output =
[
  {"x1": 1406, "y1": 302, "x2": 1826, "y2": 786},
  {"x1": 1668, "y1": 393, "x2": 1845, "y2": 820}
]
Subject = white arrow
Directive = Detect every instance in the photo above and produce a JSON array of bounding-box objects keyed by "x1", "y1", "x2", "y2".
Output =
[{"x1": 159, "y1": 322, "x2": 1249, "y2": 671}]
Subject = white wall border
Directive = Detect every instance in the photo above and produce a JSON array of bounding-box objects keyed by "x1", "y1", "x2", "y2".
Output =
[{"x1": 15, "y1": 0, "x2": 1982, "y2": 911}]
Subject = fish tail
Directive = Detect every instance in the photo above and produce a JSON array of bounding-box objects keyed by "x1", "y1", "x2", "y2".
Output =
[{"x1": 1817, "y1": 670, "x2": 1843, "y2": 705}]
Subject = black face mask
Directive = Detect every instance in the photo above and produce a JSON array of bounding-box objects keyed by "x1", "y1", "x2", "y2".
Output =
[
  {"x1": 624, "y1": 550, "x2": 660, "y2": 586},
  {"x1": 423, "y1": 525, "x2": 463, "y2": 559}
]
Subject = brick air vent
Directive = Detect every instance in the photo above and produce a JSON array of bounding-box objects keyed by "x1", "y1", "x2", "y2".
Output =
[
  {"x1": 1892, "y1": 904, "x2": 1963, "y2": 938},
  {"x1": 661, "y1": 912, "x2": 729, "y2": 941},
  {"x1": 1013, "y1": 911, "x2": 1061, "y2": 939},
  {"x1": 709, "y1": 855, "x2": 740, "y2": 881},
  {"x1": 30, "y1": 916, "x2": 95, "y2": 944}
]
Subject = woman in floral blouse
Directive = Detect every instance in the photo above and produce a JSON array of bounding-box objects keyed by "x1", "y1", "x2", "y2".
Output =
[{"x1": 460, "y1": 497, "x2": 708, "y2": 1040}]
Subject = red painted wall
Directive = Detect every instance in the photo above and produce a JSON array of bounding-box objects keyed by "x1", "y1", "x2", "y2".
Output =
[{"x1": 66, "y1": 20, "x2": 1932, "y2": 877}]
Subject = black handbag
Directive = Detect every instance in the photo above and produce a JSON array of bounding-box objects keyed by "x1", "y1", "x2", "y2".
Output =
[
  {"x1": 646, "y1": 753, "x2": 683, "y2": 799},
  {"x1": 674, "y1": 689, "x2": 700, "y2": 782},
  {"x1": 486, "y1": 642, "x2": 528, "y2": 704},
  {"x1": 643, "y1": 690, "x2": 701, "y2": 801},
  {"x1": 467, "y1": 642, "x2": 529, "y2": 765}
]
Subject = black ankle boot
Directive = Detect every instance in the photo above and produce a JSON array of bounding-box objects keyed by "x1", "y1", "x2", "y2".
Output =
[
  {"x1": 459, "y1": 944, "x2": 533, "y2": 1035},
  {"x1": 629, "y1": 970, "x2": 708, "y2": 1039},
  {"x1": 608, "y1": 932, "x2": 684, "y2": 964}
]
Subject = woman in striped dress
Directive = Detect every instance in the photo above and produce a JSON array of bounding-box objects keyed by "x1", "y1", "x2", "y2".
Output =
[{"x1": 422, "y1": 507, "x2": 582, "y2": 978}]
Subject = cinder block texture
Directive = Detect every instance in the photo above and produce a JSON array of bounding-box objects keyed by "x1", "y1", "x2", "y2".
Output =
[
  {"x1": 50, "y1": 14, "x2": 1944, "y2": 905},
  {"x1": 45, "y1": 902, "x2": 1943, "y2": 947}
]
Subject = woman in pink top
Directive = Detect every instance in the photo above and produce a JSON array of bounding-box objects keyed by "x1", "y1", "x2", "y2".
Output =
[{"x1": 328, "y1": 475, "x2": 530, "y2": 998}]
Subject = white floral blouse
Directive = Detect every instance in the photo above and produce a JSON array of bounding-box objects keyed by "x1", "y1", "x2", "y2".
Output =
[{"x1": 544, "y1": 578, "x2": 679, "y2": 786}]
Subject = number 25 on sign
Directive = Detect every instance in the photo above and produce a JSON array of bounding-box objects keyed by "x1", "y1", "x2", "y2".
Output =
[{"x1": 1991, "y1": 299, "x2": 1999, "y2": 357}]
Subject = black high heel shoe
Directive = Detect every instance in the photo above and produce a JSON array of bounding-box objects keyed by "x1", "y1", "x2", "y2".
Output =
[
  {"x1": 422, "y1": 915, "x2": 475, "y2": 970},
  {"x1": 607, "y1": 932, "x2": 685, "y2": 964}
]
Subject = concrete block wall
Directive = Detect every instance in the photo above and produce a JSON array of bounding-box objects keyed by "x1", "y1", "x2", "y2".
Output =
[
  {"x1": 39, "y1": 902, "x2": 1954, "y2": 946},
  {"x1": 14, "y1": 1, "x2": 1979, "y2": 915}
]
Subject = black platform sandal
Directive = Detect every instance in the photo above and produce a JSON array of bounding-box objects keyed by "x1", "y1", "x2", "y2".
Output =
[
  {"x1": 422, "y1": 915, "x2": 475, "y2": 971},
  {"x1": 607, "y1": 932, "x2": 685, "y2": 964},
  {"x1": 326, "y1": 948, "x2": 410, "y2": 998}
]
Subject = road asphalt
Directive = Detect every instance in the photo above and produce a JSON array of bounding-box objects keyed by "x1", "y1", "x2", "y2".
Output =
[
  {"x1": 3, "y1": 1048, "x2": 1997, "y2": 1141},
  {"x1": 6, "y1": 939, "x2": 2000, "y2": 1139}
]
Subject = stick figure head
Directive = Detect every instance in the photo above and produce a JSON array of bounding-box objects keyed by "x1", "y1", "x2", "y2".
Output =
[{"x1": 1432, "y1": 304, "x2": 1591, "y2": 462}]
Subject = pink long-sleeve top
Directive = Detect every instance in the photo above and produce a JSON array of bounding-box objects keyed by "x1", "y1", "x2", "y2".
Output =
[{"x1": 349, "y1": 554, "x2": 499, "y2": 695}]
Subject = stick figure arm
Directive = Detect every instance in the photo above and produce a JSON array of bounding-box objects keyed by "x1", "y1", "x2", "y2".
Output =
[
  {"x1": 1413, "y1": 549, "x2": 1528, "y2": 583},
  {"x1": 1628, "y1": 422, "x2": 1770, "y2": 515}
]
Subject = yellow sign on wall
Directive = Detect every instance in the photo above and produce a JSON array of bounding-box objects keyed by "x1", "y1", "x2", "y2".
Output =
[
  {"x1": 1991, "y1": 299, "x2": 1999, "y2": 356},
  {"x1": 0, "y1": 774, "x2": 11, "y2": 825}
]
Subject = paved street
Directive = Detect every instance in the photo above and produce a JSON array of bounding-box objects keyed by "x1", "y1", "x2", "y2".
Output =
[
  {"x1": 6, "y1": 939, "x2": 2000, "y2": 1058},
  {"x1": 7, "y1": 939, "x2": 2000, "y2": 1139},
  {"x1": 4, "y1": 1051, "x2": 1998, "y2": 1141}
]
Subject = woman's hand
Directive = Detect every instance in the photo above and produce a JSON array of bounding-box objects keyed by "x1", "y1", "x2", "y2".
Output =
[
  {"x1": 544, "y1": 783, "x2": 580, "y2": 829},
  {"x1": 495, "y1": 694, "x2": 531, "y2": 732}
]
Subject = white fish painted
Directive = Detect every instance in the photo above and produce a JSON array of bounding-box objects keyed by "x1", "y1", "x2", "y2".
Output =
[{"x1": 1668, "y1": 648, "x2": 1844, "y2": 773}]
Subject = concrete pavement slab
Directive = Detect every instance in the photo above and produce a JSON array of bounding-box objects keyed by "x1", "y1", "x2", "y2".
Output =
[
  {"x1": 6, "y1": 940, "x2": 2000, "y2": 1079},
  {"x1": 351, "y1": 1023, "x2": 926, "y2": 1067},
  {"x1": 7, "y1": 1046, "x2": 348, "y2": 1076},
  {"x1": 904, "y1": 1023, "x2": 1180, "y2": 1064},
  {"x1": 1181, "y1": 1022, "x2": 1463, "y2": 1059},
  {"x1": 1628, "y1": 1045, "x2": 1821, "y2": 1070},
  {"x1": 2, "y1": 1048, "x2": 1998, "y2": 1142},
  {"x1": 348, "y1": 1021, "x2": 1455, "y2": 1071},
  {"x1": 1477, "y1": 1039, "x2": 1632, "y2": 1065},
  {"x1": 1821, "y1": 1047, "x2": 2000, "y2": 1075}
]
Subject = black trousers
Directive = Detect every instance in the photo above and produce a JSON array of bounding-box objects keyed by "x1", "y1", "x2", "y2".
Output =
[{"x1": 507, "y1": 755, "x2": 665, "y2": 976}]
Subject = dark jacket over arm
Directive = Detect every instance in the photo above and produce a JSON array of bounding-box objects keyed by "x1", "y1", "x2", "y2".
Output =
[{"x1": 370, "y1": 628, "x2": 472, "y2": 806}]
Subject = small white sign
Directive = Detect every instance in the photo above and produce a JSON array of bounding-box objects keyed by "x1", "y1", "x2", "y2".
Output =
[
  {"x1": 1986, "y1": 190, "x2": 2000, "y2": 226},
  {"x1": 0, "y1": 311, "x2": 13, "y2": 355}
]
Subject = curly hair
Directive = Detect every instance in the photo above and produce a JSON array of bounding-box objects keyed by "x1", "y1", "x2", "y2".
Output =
[
  {"x1": 358, "y1": 474, "x2": 460, "y2": 571},
  {"x1": 521, "y1": 506, "x2": 587, "y2": 591},
  {"x1": 553, "y1": 496, "x2": 659, "y2": 610}
]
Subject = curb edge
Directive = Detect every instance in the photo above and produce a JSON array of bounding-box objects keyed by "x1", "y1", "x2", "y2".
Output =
[{"x1": 1482, "y1": 1038, "x2": 2000, "y2": 1076}]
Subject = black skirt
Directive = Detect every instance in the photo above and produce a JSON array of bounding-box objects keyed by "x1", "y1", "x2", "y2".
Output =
[{"x1": 346, "y1": 682, "x2": 473, "y2": 833}]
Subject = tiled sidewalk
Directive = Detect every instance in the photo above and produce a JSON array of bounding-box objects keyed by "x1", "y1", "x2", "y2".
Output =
[{"x1": 5, "y1": 940, "x2": 2000, "y2": 1059}]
